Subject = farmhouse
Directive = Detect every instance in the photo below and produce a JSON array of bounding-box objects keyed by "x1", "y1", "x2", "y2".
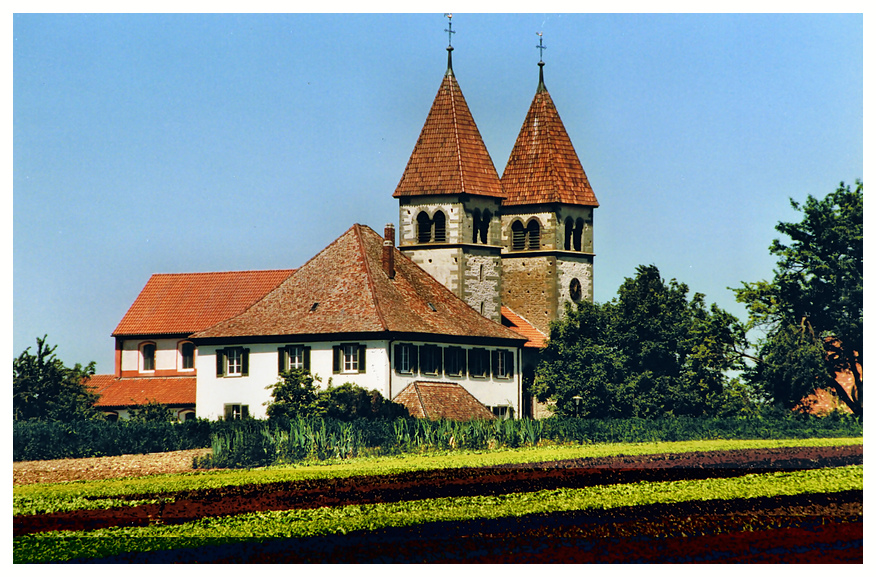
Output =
[{"x1": 91, "y1": 34, "x2": 599, "y2": 421}]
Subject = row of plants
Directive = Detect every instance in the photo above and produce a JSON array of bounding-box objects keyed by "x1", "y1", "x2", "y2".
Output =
[
  {"x1": 14, "y1": 410, "x2": 862, "y2": 464},
  {"x1": 15, "y1": 437, "x2": 861, "y2": 516},
  {"x1": 196, "y1": 412, "x2": 863, "y2": 469},
  {"x1": 13, "y1": 464, "x2": 863, "y2": 563}
]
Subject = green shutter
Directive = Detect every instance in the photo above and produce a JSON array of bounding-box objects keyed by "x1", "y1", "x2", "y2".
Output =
[
  {"x1": 411, "y1": 344, "x2": 418, "y2": 374},
  {"x1": 216, "y1": 349, "x2": 225, "y2": 377},
  {"x1": 242, "y1": 349, "x2": 249, "y2": 376},
  {"x1": 241, "y1": 405, "x2": 249, "y2": 419},
  {"x1": 278, "y1": 347, "x2": 287, "y2": 374},
  {"x1": 394, "y1": 344, "x2": 402, "y2": 372},
  {"x1": 303, "y1": 347, "x2": 311, "y2": 372},
  {"x1": 224, "y1": 404, "x2": 233, "y2": 420},
  {"x1": 491, "y1": 350, "x2": 499, "y2": 378},
  {"x1": 332, "y1": 346, "x2": 340, "y2": 374},
  {"x1": 507, "y1": 351, "x2": 515, "y2": 378},
  {"x1": 358, "y1": 345, "x2": 366, "y2": 373},
  {"x1": 436, "y1": 345, "x2": 444, "y2": 375}
]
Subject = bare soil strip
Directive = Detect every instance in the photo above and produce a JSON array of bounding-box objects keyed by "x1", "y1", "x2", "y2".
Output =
[
  {"x1": 65, "y1": 490, "x2": 863, "y2": 563},
  {"x1": 14, "y1": 444, "x2": 861, "y2": 536}
]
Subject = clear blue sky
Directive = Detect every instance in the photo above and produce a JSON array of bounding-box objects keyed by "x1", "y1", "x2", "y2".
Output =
[{"x1": 13, "y1": 12, "x2": 864, "y2": 374}]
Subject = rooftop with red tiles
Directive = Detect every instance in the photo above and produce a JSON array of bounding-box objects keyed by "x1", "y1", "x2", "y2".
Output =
[
  {"x1": 192, "y1": 224, "x2": 527, "y2": 344},
  {"x1": 393, "y1": 381, "x2": 495, "y2": 421},
  {"x1": 89, "y1": 374, "x2": 196, "y2": 408},
  {"x1": 501, "y1": 65, "x2": 599, "y2": 208},
  {"x1": 113, "y1": 269, "x2": 295, "y2": 336},
  {"x1": 393, "y1": 67, "x2": 504, "y2": 200},
  {"x1": 501, "y1": 306, "x2": 548, "y2": 348}
]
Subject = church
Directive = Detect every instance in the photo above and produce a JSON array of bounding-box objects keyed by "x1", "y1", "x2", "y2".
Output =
[{"x1": 89, "y1": 28, "x2": 600, "y2": 422}]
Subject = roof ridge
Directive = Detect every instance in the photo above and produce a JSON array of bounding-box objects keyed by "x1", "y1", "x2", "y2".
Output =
[
  {"x1": 353, "y1": 224, "x2": 390, "y2": 332},
  {"x1": 413, "y1": 382, "x2": 428, "y2": 419},
  {"x1": 449, "y1": 75, "x2": 465, "y2": 195}
]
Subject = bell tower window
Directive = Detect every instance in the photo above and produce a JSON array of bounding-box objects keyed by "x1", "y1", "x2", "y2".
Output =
[
  {"x1": 432, "y1": 210, "x2": 446, "y2": 242},
  {"x1": 417, "y1": 211, "x2": 432, "y2": 243},
  {"x1": 526, "y1": 220, "x2": 541, "y2": 250}
]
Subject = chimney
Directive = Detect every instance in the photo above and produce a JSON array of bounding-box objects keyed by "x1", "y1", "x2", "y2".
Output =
[{"x1": 383, "y1": 223, "x2": 395, "y2": 279}]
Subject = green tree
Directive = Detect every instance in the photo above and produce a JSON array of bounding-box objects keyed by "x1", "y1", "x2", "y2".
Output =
[
  {"x1": 129, "y1": 399, "x2": 176, "y2": 422},
  {"x1": 314, "y1": 382, "x2": 409, "y2": 421},
  {"x1": 533, "y1": 265, "x2": 750, "y2": 418},
  {"x1": 13, "y1": 335, "x2": 101, "y2": 422},
  {"x1": 734, "y1": 181, "x2": 863, "y2": 416},
  {"x1": 264, "y1": 369, "x2": 320, "y2": 420}
]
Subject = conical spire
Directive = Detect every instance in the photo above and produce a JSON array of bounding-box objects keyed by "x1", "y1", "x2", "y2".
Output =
[
  {"x1": 501, "y1": 55, "x2": 598, "y2": 207},
  {"x1": 393, "y1": 18, "x2": 504, "y2": 199}
]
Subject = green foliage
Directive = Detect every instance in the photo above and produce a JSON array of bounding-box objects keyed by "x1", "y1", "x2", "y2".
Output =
[
  {"x1": 534, "y1": 265, "x2": 749, "y2": 418},
  {"x1": 265, "y1": 371, "x2": 409, "y2": 422},
  {"x1": 13, "y1": 335, "x2": 101, "y2": 422},
  {"x1": 734, "y1": 181, "x2": 863, "y2": 415},
  {"x1": 13, "y1": 465, "x2": 863, "y2": 563},
  {"x1": 129, "y1": 399, "x2": 176, "y2": 423},
  {"x1": 264, "y1": 369, "x2": 321, "y2": 420},
  {"x1": 12, "y1": 419, "x2": 214, "y2": 461}
]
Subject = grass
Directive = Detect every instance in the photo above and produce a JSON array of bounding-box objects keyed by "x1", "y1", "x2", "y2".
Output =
[
  {"x1": 14, "y1": 436, "x2": 862, "y2": 516},
  {"x1": 13, "y1": 465, "x2": 863, "y2": 563}
]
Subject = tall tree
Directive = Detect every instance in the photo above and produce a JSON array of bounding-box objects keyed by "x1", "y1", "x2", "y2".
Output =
[
  {"x1": 13, "y1": 336, "x2": 101, "y2": 422},
  {"x1": 533, "y1": 265, "x2": 748, "y2": 418},
  {"x1": 734, "y1": 181, "x2": 863, "y2": 416}
]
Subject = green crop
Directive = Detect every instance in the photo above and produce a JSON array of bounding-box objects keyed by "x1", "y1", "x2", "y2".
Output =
[
  {"x1": 14, "y1": 436, "x2": 861, "y2": 516},
  {"x1": 14, "y1": 465, "x2": 862, "y2": 563}
]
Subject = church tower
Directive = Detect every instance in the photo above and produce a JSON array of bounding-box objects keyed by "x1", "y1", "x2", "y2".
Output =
[
  {"x1": 393, "y1": 17, "x2": 505, "y2": 322},
  {"x1": 499, "y1": 44, "x2": 599, "y2": 335}
]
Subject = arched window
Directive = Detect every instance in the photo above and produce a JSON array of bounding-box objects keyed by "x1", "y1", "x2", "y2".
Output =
[
  {"x1": 526, "y1": 219, "x2": 541, "y2": 250},
  {"x1": 416, "y1": 211, "x2": 432, "y2": 243},
  {"x1": 511, "y1": 221, "x2": 526, "y2": 251},
  {"x1": 574, "y1": 218, "x2": 584, "y2": 251},
  {"x1": 564, "y1": 217, "x2": 574, "y2": 250},
  {"x1": 479, "y1": 209, "x2": 491, "y2": 244},
  {"x1": 432, "y1": 210, "x2": 446, "y2": 243}
]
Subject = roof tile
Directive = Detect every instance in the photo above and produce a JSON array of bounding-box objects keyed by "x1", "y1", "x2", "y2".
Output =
[
  {"x1": 501, "y1": 81, "x2": 598, "y2": 207},
  {"x1": 88, "y1": 375, "x2": 196, "y2": 408},
  {"x1": 113, "y1": 270, "x2": 295, "y2": 336},
  {"x1": 192, "y1": 225, "x2": 526, "y2": 343},
  {"x1": 393, "y1": 381, "x2": 495, "y2": 421},
  {"x1": 501, "y1": 306, "x2": 547, "y2": 348},
  {"x1": 393, "y1": 72, "x2": 504, "y2": 199}
]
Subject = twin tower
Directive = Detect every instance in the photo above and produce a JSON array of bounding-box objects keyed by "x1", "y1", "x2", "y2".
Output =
[{"x1": 391, "y1": 42, "x2": 600, "y2": 336}]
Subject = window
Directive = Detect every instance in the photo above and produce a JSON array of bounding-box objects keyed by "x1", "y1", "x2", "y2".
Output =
[
  {"x1": 419, "y1": 345, "x2": 442, "y2": 376},
  {"x1": 216, "y1": 347, "x2": 249, "y2": 377},
  {"x1": 469, "y1": 348, "x2": 490, "y2": 378},
  {"x1": 574, "y1": 217, "x2": 584, "y2": 251},
  {"x1": 333, "y1": 343, "x2": 366, "y2": 374},
  {"x1": 526, "y1": 220, "x2": 541, "y2": 250},
  {"x1": 432, "y1": 211, "x2": 446, "y2": 243},
  {"x1": 570, "y1": 278, "x2": 582, "y2": 302},
  {"x1": 444, "y1": 346, "x2": 466, "y2": 377},
  {"x1": 224, "y1": 404, "x2": 249, "y2": 420},
  {"x1": 180, "y1": 342, "x2": 195, "y2": 370},
  {"x1": 479, "y1": 209, "x2": 491, "y2": 244},
  {"x1": 511, "y1": 221, "x2": 526, "y2": 251},
  {"x1": 490, "y1": 405, "x2": 513, "y2": 420},
  {"x1": 492, "y1": 349, "x2": 515, "y2": 379},
  {"x1": 278, "y1": 345, "x2": 310, "y2": 373},
  {"x1": 394, "y1": 343, "x2": 418, "y2": 374},
  {"x1": 417, "y1": 211, "x2": 433, "y2": 243},
  {"x1": 472, "y1": 209, "x2": 482, "y2": 243},
  {"x1": 141, "y1": 343, "x2": 156, "y2": 372},
  {"x1": 564, "y1": 217, "x2": 574, "y2": 250}
]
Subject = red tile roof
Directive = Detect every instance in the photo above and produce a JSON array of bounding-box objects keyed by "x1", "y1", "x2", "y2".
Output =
[
  {"x1": 192, "y1": 225, "x2": 527, "y2": 344},
  {"x1": 501, "y1": 76, "x2": 599, "y2": 207},
  {"x1": 113, "y1": 270, "x2": 295, "y2": 336},
  {"x1": 501, "y1": 306, "x2": 547, "y2": 348},
  {"x1": 88, "y1": 374, "x2": 196, "y2": 408},
  {"x1": 393, "y1": 70, "x2": 504, "y2": 199},
  {"x1": 393, "y1": 381, "x2": 495, "y2": 421}
]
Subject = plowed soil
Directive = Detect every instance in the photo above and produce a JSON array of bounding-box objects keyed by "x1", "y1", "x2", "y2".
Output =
[{"x1": 14, "y1": 444, "x2": 862, "y2": 537}]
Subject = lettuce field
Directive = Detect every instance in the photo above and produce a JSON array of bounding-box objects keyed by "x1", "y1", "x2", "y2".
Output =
[{"x1": 13, "y1": 437, "x2": 863, "y2": 563}]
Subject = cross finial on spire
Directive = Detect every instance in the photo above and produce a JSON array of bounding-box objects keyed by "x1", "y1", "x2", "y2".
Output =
[
  {"x1": 444, "y1": 14, "x2": 455, "y2": 47},
  {"x1": 536, "y1": 32, "x2": 546, "y2": 63}
]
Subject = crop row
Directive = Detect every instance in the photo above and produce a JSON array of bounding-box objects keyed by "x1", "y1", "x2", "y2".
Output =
[
  {"x1": 13, "y1": 437, "x2": 862, "y2": 516},
  {"x1": 13, "y1": 464, "x2": 862, "y2": 563}
]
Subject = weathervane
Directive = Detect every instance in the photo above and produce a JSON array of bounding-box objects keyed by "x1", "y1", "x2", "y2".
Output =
[
  {"x1": 536, "y1": 32, "x2": 546, "y2": 63},
  {"x1": 444, "y1": 13, "x2": 455, "y2": 48}
]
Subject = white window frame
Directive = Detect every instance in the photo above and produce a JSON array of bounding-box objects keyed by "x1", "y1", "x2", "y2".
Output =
[
  {"x1": 342, "y1": 343, "x2": 359, "y2": 373},
  {"x1": 226, "y1": 348, "x2": 243, "y2": 376},
  {"x1": 287, "y1": 345, "x2": 306, "y2": 370},
  {"x1": 140, "y1": 342, "x2": 156, "y2": 373}
]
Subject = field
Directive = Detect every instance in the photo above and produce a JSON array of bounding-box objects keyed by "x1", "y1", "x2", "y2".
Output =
[{"x1": 13, "y1": 437, "x2": 862, "y2": 563}]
